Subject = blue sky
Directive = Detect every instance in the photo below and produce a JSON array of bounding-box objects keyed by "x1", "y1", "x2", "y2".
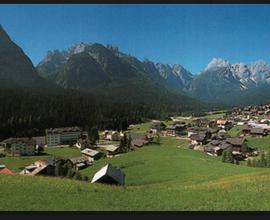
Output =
[{"x1": 0, "y1": 4, "x2": 270, "y2": 74}]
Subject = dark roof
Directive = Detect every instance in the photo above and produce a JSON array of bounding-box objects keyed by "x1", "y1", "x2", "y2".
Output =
[
  {"x1": 250, "y1": 128, "x2": 265, "y2": 135},
  {"x1": 0, "y1": 137, "x2": 36, "y2": 145},
  {"x1": 166, "y1": 125, "x2": 175, "y2": 130},
  {"x1": 207, "y1": 128, "x2": 219, "y2": 134},
  {"x1": 242, "y1": 125, "x2": 251, "y2": 131},
  {"x1": 46, "y1": 126, "x2": 81, "y2": 134},
  {"x1": 43, "y1": 157, "x2": 64, "y2": 166},
  {"x1": 190, "y1": 132, "x2": 206, "y2": 142},
  {"x1": 219, "y1": 142, "x2": 232, "y2": 150},
  {"x1": 204, "y1": 145, "x2": 215, "y2": 152},
  {"x1": 209, "y1": 140, "x2": 221, "y2": 146},
  {"x1": 131, "y1": 139, "x2": 149, "y2": 147},
  {"x1": 69, "y1": 156, "x2": 88, "y2": 165},
  {"x1": 226, "y1": 138, "x2": 245, "y2": 146}
]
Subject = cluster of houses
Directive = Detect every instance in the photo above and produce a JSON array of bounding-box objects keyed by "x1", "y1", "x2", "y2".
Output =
[
  {"x1": 0, "y1": 125, "x2": 152, "y2": 185},
  {"x1": 231, "y1": 104, "x2": 270, "y2": 137},
  {"x1": 4, "y1": 103, "x2": 270, "y2": 184},
  {"x1": 232, "y1": 105, "x2": 270, "y2": 120},
  {"x1": 189, "y1": 128, "x2": 254, "y2": 159}
]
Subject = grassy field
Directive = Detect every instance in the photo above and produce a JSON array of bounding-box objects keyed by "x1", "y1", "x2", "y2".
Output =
[
  {"x1": 128, "y1": 122, "x2": 152, "y2": 133},
  {"x1": 228, "y1": 125, "x2": 243, "y2": 137},
  {"x1": 3, "y1": 121, "x2": 270, "y2": 210},
  {"x1": 247, "y1": 135, "x2": 270, "y2": 152},
  {"x1": 2, "y1": 133, "x2": 270, "y2": 210},
  {"x1": 0, "y1": 147, "x2": 81, "y2": 172},
  {"x1": 202, "y1": 111, "x2": 226, "y2": 120}
]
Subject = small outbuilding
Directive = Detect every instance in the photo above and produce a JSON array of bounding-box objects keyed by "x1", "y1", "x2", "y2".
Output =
[{"x1": 91, "y1": 163, "x2": 125, "y2": 185}]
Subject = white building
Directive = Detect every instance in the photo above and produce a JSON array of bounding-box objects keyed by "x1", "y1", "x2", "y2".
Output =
[
  {"x1": 45, "y1": 127, "x2": 82, "y2": 146},
  {"x1": 91, "y1": 163, "x2": 125, "y2": 185}
]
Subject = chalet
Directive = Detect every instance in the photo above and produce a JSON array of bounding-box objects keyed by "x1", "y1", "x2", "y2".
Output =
[
  {"x1": 225, "y1": 137, "x2": 246, "y2": 152},
  {"x1": 216, "y1": 129, "x2": 229, "y2": 140},
  {"x1": 131, "y1": 139, "x2": 149, "y2": 150},
  {"x1": 242, "y1": 125, "x2": 251, "y2": 135},
  {"x1": 207, "y1": 127, "x2": 219, "y2": 135},
  {"x1": 103, "y1": 130, "x2": 121, "y2": 141},
  {"x1": 45, "y1": 126, "x2": 82, "y2": 147},
  {"x1": 250, "y1": 128, "x2": 267, "y2": 137},
  {"x1": 81, "y1": 148, "x2": 103, "y2": 160},
  {"x1": 188, "y1": 131, "x2": 197, "y2": 138},
  {"x1": 67, "y1": 156, "x2": 90, "y2": 170},
  {"x1": 208, "y1": 120, "x2": 216, "y2": 128},
  {"x1": 265, "y1": 110, "x2": 270, "y2": 119},
  {"x1": 20, "y1": 158, "x2": 59, "y2": 176},
  {"x1": 250, "y1": 108, "x2": 258, "y2": 115},
  {"x1": 192, "y1": 118, "x2": 210, "y2": 128},
  {"x1": 204, "y1": 140, "x2": 231, "y2": 156},
  {"x1": 96, "y1": 144, "x2": 120, "y2": 155},
  {"x1": 91, "y1": 163, "x2": 125, "y2": 185},
  {"x1": 258, "y1": 111, "x2": 265, "y2": 115},
  {"x1": 216, "y1": 120, "x2": 233, "y2": 130},
  {"x1": 260, "y1": 119, "x2": 270, "y2": 125},
  {"x1": 165, "y1": 124, "x2": 186, "y2": 136},
  {"x1": 151, "y1": 120, "x2": 166, "y2": 131},
  {"x1": 190, "y1": 131, "x2": 210, "y2": 146},
  {"x1": 0, "y1": 138, "x2": 36, "y2": 156}
]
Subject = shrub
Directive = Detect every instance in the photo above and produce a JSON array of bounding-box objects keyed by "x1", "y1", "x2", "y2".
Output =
[
  {"x1": 83, "y1": 176, "x2": 89, "y2": 182},
  {"x1": 74, "y1": 172, "x2": 82, "y2": 181}
]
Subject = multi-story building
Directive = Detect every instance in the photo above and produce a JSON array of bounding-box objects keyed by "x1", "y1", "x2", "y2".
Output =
[
  {"x1": 0, "y1": 138, "x2": 36, "y2": 156},
  {"x1": 45, "y1": 126, "x2": 82, "y2": 146}
]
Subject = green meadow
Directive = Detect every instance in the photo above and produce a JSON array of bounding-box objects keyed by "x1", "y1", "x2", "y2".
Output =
[
  {"x1": 2, "y1": 135, "x2": 270, "y2": 210},
  {"x1": 228, "y1": 125, "x2": 243, "y2": 137},
  {"x1": 2, "y1": 121, "x2": 270, "y2": 210}
]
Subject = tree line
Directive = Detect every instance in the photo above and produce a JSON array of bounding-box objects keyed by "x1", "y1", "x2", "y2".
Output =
[{"x1": 0, "y1": 85, "x2": 208, "y2": 141}]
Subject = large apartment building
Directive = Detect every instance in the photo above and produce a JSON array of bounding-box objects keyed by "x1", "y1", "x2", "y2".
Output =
[
  {"x1": 0, "y1": 138, "x2": 36, "y2": 156},
  {"x1": 45, "y1": 127, "x2": 82, "y2": 146}
]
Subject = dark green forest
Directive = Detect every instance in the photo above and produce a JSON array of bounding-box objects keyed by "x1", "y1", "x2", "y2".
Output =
[{"x1": 0, "y1": 84, "x2": 213, "y2": 141}]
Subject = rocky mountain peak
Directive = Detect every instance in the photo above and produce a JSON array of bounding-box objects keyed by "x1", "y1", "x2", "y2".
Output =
[{"x1": 205, "y1": 58, "x2": 230, "y2": 70}]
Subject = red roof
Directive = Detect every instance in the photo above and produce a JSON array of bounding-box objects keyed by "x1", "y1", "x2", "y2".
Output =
[{"x1": 0, "y1": 167, "x2": 16, "y2": 175}]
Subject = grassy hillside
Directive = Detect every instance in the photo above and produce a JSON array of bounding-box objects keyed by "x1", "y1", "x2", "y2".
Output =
[
  {"x1": 228, "y1": 125, "x2": 243, "y2": 137},
  {"x1": 2, "y1": 135, "x2": 270, "y2": 210},
  {"x1": 247, "y1": 135, "x2": 270, "y2": 152}
]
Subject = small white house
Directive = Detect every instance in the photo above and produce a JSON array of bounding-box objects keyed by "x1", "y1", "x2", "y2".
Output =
[{"x1": 91, "y1": 163, "x2": 125, "y2": 185}]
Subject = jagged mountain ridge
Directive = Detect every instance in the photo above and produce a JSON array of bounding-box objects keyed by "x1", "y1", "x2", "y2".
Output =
[
  {"x1": 187, "y1": 58, "x2": 270, "y2": 104},
  {"x1": 37, "y1": 42, "x2": 194, "y2": 91},
  {"x1": 37, "y1": 42, "x2": 270, "y2": 106}
]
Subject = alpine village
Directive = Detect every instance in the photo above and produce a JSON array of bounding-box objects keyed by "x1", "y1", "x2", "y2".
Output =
[{"x1": 3, "y1": 20, "x2": 270, "y2": 211}]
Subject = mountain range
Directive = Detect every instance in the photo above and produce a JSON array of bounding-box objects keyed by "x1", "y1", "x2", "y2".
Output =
[
  {"x1": 0, "y1": 25, "x2": 208, "y2": 116},
  {"x1": 37, "y1": 42, "x2": 270, "y2": 106},
  {"x1": 1, "y1": 23, "x2": 270, "y2": 109}
]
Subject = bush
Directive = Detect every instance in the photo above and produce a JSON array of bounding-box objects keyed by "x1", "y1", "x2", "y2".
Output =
[
  {"x1": 66, "y1": 167, "x2": 74, "y2": 178},
  {"x1": 74, "y1": 172, "x2": 82, "y2": 181},
  {"x1": 221, "y1": 147, "x2": 234, "y2": 163},
  {"x1": 83, "y1": 176, "x2": 89, "y2": 182}
]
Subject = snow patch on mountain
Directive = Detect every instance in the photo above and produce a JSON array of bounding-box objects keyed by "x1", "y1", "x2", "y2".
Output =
[{"x1": 205, "y1": 58, "x2": 230, "y2": 70}]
